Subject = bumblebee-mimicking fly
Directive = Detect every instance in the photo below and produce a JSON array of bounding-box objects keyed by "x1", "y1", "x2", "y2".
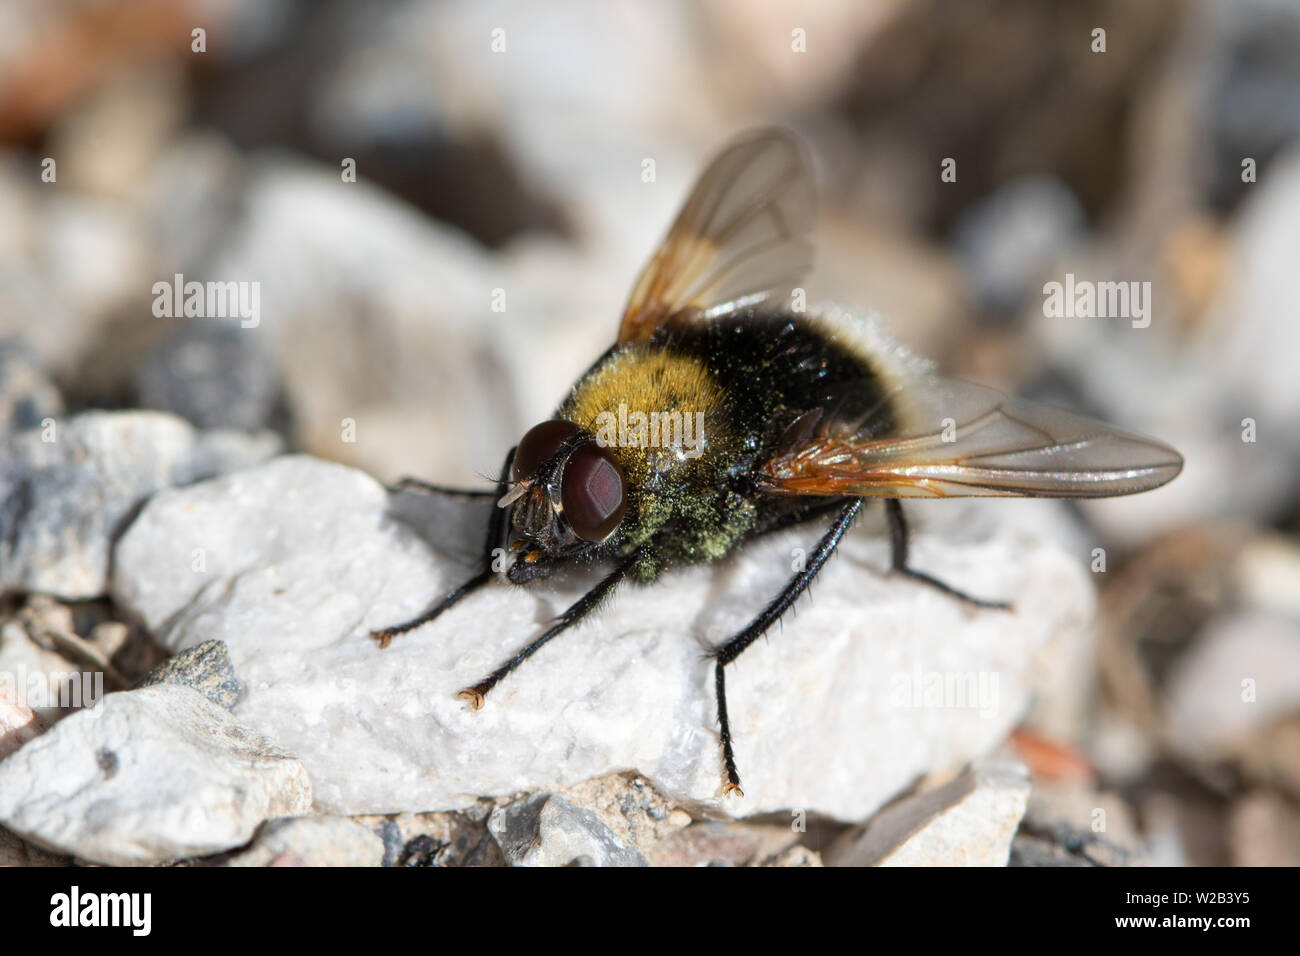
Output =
[{"x1": 372, "y1": 128, "x2": 1183, "y2": 796}]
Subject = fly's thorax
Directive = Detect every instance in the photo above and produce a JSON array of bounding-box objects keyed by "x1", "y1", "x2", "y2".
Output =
[{"x1": 562, "y1": 346, "x2": 742, "y2": 496}]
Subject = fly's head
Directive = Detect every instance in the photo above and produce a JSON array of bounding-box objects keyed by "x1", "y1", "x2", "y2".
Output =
[{"x1": 498, "y1": 420, "x2": 627, "y2": 584}]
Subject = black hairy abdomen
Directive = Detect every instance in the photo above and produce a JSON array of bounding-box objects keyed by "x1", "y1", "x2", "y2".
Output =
[{"x1": 657, "y1": 308, "x2": 898, "y2": 471}]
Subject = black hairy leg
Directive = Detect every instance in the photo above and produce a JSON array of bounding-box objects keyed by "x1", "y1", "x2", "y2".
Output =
[
  {"x1": 885, "y1": 498, "x2": 1010, "y2": 610},
  {"x1": 370, "y1": 448, "x2": 516, "y2": 648},
  {"x1": 457, "y1": 548, "x2": 647, "y2": 708},
  {"x1": 709, "y1": 498, "x2": 863, "y2": 797},
  {"x1": 388, "y1": 477, "x2": 498, "y2": 498}
]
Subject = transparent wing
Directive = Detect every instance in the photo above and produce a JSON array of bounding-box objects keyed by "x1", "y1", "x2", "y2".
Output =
[
  {"x1": 618, "y1": 127, "x2": 816, "y2": 346},
  {"x1": 758, "y1": 376, "x2": 1184, "y2": 499}
]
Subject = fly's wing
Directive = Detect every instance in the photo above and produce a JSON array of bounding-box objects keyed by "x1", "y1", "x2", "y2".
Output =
[
  {"x1": 758, "y1": 376, "x2": 1183, "y2": 499},
  {"x1": 618, "y1": 127, "x2": 816, "y2": 346}
]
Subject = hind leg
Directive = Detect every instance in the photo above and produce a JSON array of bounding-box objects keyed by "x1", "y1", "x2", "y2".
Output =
[{"x1": 885, "y1": 499, "x2": 1010, "y2": 610}]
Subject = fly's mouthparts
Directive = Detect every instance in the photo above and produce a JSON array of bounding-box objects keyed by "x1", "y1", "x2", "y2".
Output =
[{"x1": 497, "y1": 481, "x2": 529, "y2": 508}]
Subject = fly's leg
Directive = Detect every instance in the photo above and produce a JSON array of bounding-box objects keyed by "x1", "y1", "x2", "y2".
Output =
[
  {"x1": 710, "y1": 499, "x2": 862, "y2": 797},
  {"x1": 370, "y1": 570, "x2": 493, "y2": 649},
  {"x1": 885, "y1": 498, "x2": 1010, "y2": 610},
  {"x1": 389, "y1": 477, "x2": 497, "y2": 498},
  {"x1": 752, "y1": 498, "x2": 847, "y2": 538},
  {"x1": 370, "y1": 448, "x2": 516, "y2": 648},
  {"x1": 457, "y1": 549, "x2": 646, "y2": 707}
]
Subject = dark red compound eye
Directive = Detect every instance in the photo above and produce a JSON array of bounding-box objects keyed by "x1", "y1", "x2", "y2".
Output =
[
  {"x1": 561, "y1": 443, "x2": 626, "y2": 541},
  {"x1": 512, "y1": 420, "x2": 582, "y2": 482}
]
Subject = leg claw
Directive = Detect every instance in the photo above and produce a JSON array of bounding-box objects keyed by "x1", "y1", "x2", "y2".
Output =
[{"x1": 457, "y1": 687, "x2": 485, "y2": 710}]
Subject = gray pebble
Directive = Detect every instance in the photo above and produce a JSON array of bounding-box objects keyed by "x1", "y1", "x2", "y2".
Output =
[{"x1": 138, "y1": 639, "x2": 242, "y2": 711}]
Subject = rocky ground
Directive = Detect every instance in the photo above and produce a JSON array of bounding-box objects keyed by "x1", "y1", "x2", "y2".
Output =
[
  {"x1": 0, "y1": 425, "x2": 1103, "y2": 866},
  {"x1": 1, "y1": 0, "x2": 1299, "y2": 866}
]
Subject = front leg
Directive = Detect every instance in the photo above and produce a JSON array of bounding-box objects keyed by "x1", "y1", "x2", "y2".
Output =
[
  {"x1": 885, "y1": 498, "x2": 1010, "y2": 610},
  {"x1": 388, "y1": 477, "x2": 497, "y2": 498},
  {"x1": 370, "y1": 448, "x2": 516, "y2": 648},
  {"x1": 710, "y1": 498, "x2": 862, "y2": 797},
  {"x1": 458, "y1": 547, "x2": 649, "y2": 707}
]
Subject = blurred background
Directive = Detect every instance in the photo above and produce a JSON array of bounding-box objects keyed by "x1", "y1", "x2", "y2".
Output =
[{"x1": 1, "y1": 0, "x2": 1298, "y2": 865}]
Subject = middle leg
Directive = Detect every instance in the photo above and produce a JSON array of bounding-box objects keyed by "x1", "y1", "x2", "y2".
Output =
[{"x1": 710, "y1": 498, "x2": 862, "y2": 796}]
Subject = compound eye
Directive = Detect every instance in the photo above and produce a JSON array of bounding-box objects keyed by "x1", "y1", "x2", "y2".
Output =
[
  {"x1": 512, "y1": 420, "x2": 582, "y2": 482},
  {"x1": 561, "y1": 444, "x2": 626, "y2": 541}
]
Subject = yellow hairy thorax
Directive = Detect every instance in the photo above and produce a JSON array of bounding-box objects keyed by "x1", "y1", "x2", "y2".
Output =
[{"x1": 563, "y1": 346, "x2": 730, "y2": 484}]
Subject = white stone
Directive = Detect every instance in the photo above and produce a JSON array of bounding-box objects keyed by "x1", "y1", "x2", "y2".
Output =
[
  {"x1": 0, "y1": 410, "x2": 279, "y2": 599},
  {"x1": 1165, "y1": 610, "x2": 1300, "y2": 761},
  {"x1": 0, "y1": 619, "x2": 96, "y2": 725},
  {"x1": 0, "y1": 684, "x2": 312, "y2": 866},
  {"x1": 111, "y1": 455, "x2": 1094, "y2": 822},
  {"x1": 825, "y1": 761, "x2": 1032, "y2": 866},
  {"x1": 201, "y1": 157, "x2": 616, "y2": 487},
  {"x1": 224, "y1": 815, "x2": 384, "y2": 867},
  {"x1": 0, "y1": 683, "x2": 42, "y2": 761},
  {"x1": 488, "y1": 793, "x2": 647, "y2": 867}
]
